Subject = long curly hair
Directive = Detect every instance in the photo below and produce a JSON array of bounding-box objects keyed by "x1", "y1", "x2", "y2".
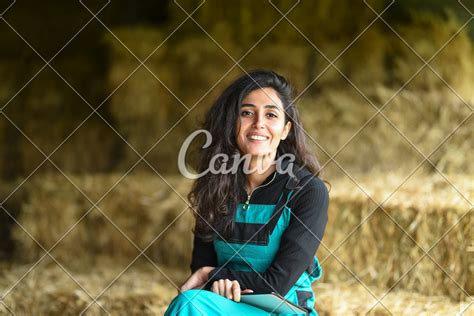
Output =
[{"x1": 188, "y1": 70, "x2": 322, "y2": 241}]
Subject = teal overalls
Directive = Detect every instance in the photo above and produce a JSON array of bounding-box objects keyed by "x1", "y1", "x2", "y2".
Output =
[{"x1": 165, "y1": 175, "x2": 323, "y2": 315}]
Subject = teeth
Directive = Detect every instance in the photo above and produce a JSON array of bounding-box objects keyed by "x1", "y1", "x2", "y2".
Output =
[{"x1": 248, "y1": 135, "x2": 268, "y2": 141}]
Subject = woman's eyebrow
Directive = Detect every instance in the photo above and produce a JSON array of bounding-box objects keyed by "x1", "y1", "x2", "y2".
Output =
[{"x1": 241, "y1": 104, "x2": 283, "y2": 112}]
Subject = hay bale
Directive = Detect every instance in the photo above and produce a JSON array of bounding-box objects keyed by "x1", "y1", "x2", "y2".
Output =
[
  {"x1": 313, "y1": 281, "x2": 471, "y2": 316},
  {"x1": 340, "y1": 27, "x2": 388, "y2": 88},
  {"x1": 242, "y1": 43, "x2": 312, "y2": 93},
  {"x1": 10, "y1": 171, "x2": 472, "y2": 300},
  {"x1": 392, "y1": 11, "x2": 473, "y2": 100},
  {"x1": 0, "y1": 259, "x2": 179, "y2": 315},
  {"x1": 321, "y1": 172, "x2": 472, "y2": 299},
  {"x1": 0, "y1": 261, "x2": 469, "y2": 315},
  {"x1": 300, "y1": 86, "x2": 473, "y2": 176},
  {"x1": 0, "y1": 57, "x2": 116, "y2": 177},
  {"x1": 11, "y1": 173, "x2": 195, "y2": 270},
  {"x1": 104, "y1": 27, "x2": 186, "y2": 173}
]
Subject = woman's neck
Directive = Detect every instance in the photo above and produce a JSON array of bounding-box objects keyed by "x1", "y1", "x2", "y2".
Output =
[{"x1": 245, "y1": 152, "x2": 277, "y2": 193}]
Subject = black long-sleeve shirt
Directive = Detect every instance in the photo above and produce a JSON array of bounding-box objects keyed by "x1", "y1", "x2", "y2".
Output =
[{"x1": 190, "y1": 170, "x2": 329, "y2": 296}]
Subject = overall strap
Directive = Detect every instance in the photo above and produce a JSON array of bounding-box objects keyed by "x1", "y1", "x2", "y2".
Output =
[
  {"x1": 264, "y1": 169, "x2": 302, "y2": 236},
  {"x1": 264, "y1": 166, "x2": 319, "y2": 276}
]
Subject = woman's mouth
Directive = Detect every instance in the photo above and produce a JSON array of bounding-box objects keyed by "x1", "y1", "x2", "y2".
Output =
[{"x1": 247, "y1": 134, "x2": 270, "y2": 142}]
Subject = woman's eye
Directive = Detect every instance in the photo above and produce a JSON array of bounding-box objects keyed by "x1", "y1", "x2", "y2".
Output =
[
  {"x1": 241, "y1": 110, "x2": 253, "y2": 117},
  {"x1": 266, "y1": 112, "x2": 278, "y2": 118}
]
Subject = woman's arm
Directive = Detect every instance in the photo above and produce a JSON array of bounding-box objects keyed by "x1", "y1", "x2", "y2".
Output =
[
  {"x1": 179, "y1": 266, "x2": 215, "y2": 292},
  {"x1": 190, "y1": 231, "x2": 218, "y2": 273},
  {"x1": 179, "y1": 234, "x2": 217, "y2": 292},
  {"x1": 206, "y1": 175, "x2": 329, "y2": 296}
]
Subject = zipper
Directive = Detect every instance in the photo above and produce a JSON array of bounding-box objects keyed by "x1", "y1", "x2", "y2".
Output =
[{"x1": 243, "y1": 171, "x2": 277, "y2": 210}]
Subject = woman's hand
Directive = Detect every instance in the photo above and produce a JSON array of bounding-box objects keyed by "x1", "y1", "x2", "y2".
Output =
[
  {"x1": 211, "y1": 279, "x2": 253, "y2": 302},
  {"x1": 179, "y1": 266, "x2": 215, "y2": 293}
]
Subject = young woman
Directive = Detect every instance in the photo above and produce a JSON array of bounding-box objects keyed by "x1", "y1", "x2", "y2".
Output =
[{"x1": 165, "y1": 70, "x2": 329, "y2": 315}]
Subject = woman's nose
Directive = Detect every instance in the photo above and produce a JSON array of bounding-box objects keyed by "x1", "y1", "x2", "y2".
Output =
[{"x1": 252, "y1": 113, "x2": 265, "y2": 129}]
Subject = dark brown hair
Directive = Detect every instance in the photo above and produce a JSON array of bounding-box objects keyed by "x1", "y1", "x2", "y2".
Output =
[{"x1": 188, "y1": 70, "x2": 322, "y2": 241}]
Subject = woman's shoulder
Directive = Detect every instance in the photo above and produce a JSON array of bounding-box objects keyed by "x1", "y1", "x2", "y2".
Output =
[
  {"x1": 289, "y1": 166, "x2": 329, "y2": 209},
  {"x1": 292, "y1": 166, "x2": 328, "y2": 193}
]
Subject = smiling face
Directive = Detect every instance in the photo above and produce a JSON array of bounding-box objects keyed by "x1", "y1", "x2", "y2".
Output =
[{"x1": 236, "y1": 87, "x2": 292, "y2": 158}]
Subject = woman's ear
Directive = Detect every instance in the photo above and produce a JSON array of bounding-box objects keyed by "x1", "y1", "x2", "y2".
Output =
[{"x1": 281, "y1": 121, "x2": 292, "y2": 140}]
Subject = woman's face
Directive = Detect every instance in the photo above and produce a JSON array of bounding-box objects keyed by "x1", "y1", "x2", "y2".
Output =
[{"x1": 236, "y1": 87, "x2": 292, "y2": 157}]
